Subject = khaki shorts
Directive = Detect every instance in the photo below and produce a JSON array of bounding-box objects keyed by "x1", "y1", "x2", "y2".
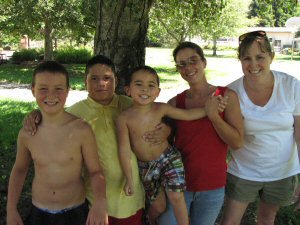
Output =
[{"x1": 225, "y1": 173, "x2": 298, "y2": 206}]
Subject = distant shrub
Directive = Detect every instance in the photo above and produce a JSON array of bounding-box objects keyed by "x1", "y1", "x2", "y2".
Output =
[
  {"x1": 55, "y1": 47, "x2": 92, "y2": 64},
  {"x1": 11, "y1": 49, "x2": 40, "y2": 62}
]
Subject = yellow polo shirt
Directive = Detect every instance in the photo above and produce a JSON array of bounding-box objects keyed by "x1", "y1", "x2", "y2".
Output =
[{"x1": 67, "y1": 94, "x2": 144, "y2": 218}]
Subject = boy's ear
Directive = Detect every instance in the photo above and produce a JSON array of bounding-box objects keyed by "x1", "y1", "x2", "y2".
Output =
[
  {"x1": 31, "y1": 86, "x2": 36, "y2": 97},
  {"x1": 124, "y1": 85, "x2": 130, "y2": 96},
  {"x1": 84, "y1": 76, "x2": 87, "y2": 89}
]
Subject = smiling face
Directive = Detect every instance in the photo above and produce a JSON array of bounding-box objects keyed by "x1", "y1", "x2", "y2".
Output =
[
  {"x1": 175, "y1": 48, "x2": 207, "y2": 84},
  {"x1": 85, "y1": 63, "x2": 116, "y2": 105},
  {"x1": 240, "y1": 40, "x2": 274, "y2": 80},
  {"x1": 32, "y1": 71, "x2": 69, "y2": 115},
  {"x1": 126, "y1": 69, "x2": 160, "y2": 105}
]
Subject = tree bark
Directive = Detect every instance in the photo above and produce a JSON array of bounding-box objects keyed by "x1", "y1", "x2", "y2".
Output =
[
  {"x1": 212, "y1": 37, "x2": 217, "y2": 56},
  {"x1": 44, "y1": 19, "x2": 53, "y2": 61},
  {"x1": 94, "y1": 0, "x2": 154, "y2": 93}
]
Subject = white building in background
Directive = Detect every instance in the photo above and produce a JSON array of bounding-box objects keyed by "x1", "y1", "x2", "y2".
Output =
[
  {"x1": 246, "y1": 27, "x2": 297, "y2": 52},
  {"x1": 190, "y1": 27, "x2": 299, "y2": 52}
]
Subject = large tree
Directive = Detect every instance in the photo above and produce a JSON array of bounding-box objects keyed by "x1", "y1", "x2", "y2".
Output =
[
  {"x1": 94, "y1": 0, "x2": 226, "y2": 92},
  {"x1": 94, "y1": 0, "x2": 154, "y2": 91}
]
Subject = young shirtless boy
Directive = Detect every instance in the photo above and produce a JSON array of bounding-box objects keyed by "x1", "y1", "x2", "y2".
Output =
[
  {"x1": 6, "y1": 61, "x2": 108, "y2": 225},
  {"x1": 117, "y1": 65, "x2": 227, "y2": 225}
]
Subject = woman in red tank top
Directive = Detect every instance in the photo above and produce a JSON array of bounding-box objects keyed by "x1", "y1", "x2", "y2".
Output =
[{"x1": 158, "y1": 42, "x2": 244, "y2": 225}]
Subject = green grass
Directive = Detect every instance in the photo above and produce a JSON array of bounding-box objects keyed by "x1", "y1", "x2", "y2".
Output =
[
  {"x1": 0, "y1": 63, "x2": 227, "y2": 91},
  {"x1": 275, "y1": 53, "x2": 300, "y2": 61},
  {"x1": 0, "y1": 99, "x2": 37, "y2": 150},
  {"x1": 0, "y1": 99, "x2": 299, "y2": 225},
  {"x1": 0, "y1": 99, "x2": 36, "y2": 224},
  {"x1": 0, "y1": 64, "x2": 86, "y2": 90},
  {"x1": 0, "y1": 48, "x2": 299, "y2": 224}
]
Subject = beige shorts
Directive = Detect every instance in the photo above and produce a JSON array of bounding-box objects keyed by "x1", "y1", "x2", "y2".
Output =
[{"x1": 225, "y1": 173, "x2": 298, "y2": 206}]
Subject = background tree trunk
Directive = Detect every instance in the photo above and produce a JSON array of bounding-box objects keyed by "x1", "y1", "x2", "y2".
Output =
[
  {"x1": 94, "y1": 0, "x2": 154, "y2": 93},
  {"x1": 44, "y1": 20, "x2": 53, "y2": 60},
  {"x1": 212, "y1": 37, "x2": 217, "y2": 56}
]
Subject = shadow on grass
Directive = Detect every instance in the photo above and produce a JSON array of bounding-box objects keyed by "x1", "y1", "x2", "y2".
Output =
[{"x1": 0, "y1": 99, "x2": 36, "y2": 224}]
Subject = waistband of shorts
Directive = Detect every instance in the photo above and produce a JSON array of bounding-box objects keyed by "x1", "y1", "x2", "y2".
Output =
[
  {"x1": 32, "y1": 200, "x2": 87, "y2": 214},
  {"x1": 138, "y1": 145, "x2": 176, "y2": 166}
]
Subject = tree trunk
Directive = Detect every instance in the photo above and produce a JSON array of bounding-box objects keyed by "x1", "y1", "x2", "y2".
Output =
[
  {"x1": 44, "y1": 19, "x2": 53, "y2": 61},
  {"x1": 94, "y1": 0, "x2": 154, "y2": 93},
  {"x1": 212, "y1": 37, "x2": 217, "y2": 56}
]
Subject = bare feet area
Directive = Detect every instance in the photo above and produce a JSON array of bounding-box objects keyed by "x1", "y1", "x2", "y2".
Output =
[{"x1": 0, "y1": 57, "x2": 299, "y2": 105}]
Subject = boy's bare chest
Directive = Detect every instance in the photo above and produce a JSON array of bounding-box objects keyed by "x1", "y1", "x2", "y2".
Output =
[
  {"x1": 128, "y1": 110, "x2": 163, "y2": 132},
  {"x1": 28, "y1": 128, "x2": 82, "y2": 167}
]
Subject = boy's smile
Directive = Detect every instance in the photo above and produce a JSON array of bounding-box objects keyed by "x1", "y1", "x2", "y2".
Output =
[
  {"x1": 32, "y1": 72, "x2": 69, "y2": 114},
  {"x1": 127, "y1": 70, "x2": 160, "y2": 105}
]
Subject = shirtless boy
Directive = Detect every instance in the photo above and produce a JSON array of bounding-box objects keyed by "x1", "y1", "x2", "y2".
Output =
[
  {"x1": 117, "y1": 65, "x2": 227, "y2": 225},
  {"x1": 6, "y1": 61, "x2": 108, "y2": 225}
]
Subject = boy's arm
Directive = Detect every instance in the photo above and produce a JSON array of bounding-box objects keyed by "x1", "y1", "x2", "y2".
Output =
[
  {"x1": 206, "y1": 89, "x2": 244, "y2": 149},
  {"x1": 163, "y1": 102, "x2": 207, "y2": 120},
  {"x1": 81, "y1": 123, "x2": 108, "y2": 225},
  {"x1": 23, "y1": 109, "x2": 42, "y2": 135},
  {"x1": 116, "y1": 114, "x2": 134, "y2": 196},
  {"x1": 7, "y1": 129, "x2": 31, "y2": 225}
]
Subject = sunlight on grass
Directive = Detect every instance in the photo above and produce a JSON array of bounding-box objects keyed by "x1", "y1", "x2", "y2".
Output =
[
  {"x1": 0, "y1": 99, "x2": 37, "y2": 150},
  {"x1": 1, "y1": 47, "x2": 298, "y2": 90}
]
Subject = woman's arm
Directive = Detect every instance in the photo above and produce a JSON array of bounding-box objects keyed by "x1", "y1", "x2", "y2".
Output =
[
  {"x1": 294, "y1": 115, "x2": 300, "y2": 211},
  {"x1": 294, "y1": 116, "x2": 300, "y2": 163},
  {"x1": 206, "y1": 89, "x2": 244, "y2": 149}
]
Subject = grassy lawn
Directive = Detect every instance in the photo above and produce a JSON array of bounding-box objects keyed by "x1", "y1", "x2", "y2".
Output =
[
  {"x1": 0, "y1": 64, "x2": 86, "y2": 90},
  {"x1": 0, "y1": 48, "x2": 299, "y2": 224},
  {"x1": 0, "y1": 99, "x2": 299, "y2": 224},
  {"x1": 0, "y1": 99, "x2": 36, "y2": 224},
  {"x1": 0, "y1": 48, "x2": 299, "y2": 90}
]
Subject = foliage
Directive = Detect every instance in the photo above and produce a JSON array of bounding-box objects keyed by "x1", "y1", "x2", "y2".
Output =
[
  {"x1": 199, "y1": 0, "x2": 253, "y2": 56},
  {"x1": 11, "y1": 49, "x2": 42, "y2": 62},
  {"x1": 0, "y1": 0, "x2": 90, "y2": 59},
  {"x1": 149, "y1": 0, "x2": 227, "y2": 45},
  {"x1": 248, "y1": 0, "x2": 298, "y2": 27},
  {"x1": 54, "y1": 47, "x2": 92, "y2": 64}
]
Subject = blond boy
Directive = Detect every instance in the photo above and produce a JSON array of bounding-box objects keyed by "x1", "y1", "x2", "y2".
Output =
[{"x1": 6, "y1": 61, "x2": 108, "y2": 225}]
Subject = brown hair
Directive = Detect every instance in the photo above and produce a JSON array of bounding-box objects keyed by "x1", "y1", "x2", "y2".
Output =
[
  {"x1": 238, "y1": 31, "x2": 273, "y2": 59},
  {"x1": 32, "y1": 61, "x2": 69, "y2": 88},
  {"x1": 173, "y1": 41, "x2": 206, "y2": 62}
]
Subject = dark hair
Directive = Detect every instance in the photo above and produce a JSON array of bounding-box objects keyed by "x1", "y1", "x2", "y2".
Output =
[
  {"x1": 238, "y1": 31, "x2": 273, "y2": 59},
  {"x1": 32, "y1": 61, "x2": 69, "y2": 88},
  {"x1": 85, "y1": 55, "x2": 116, "y2": 76},
  {"x1": 173, "y1": 41, "x2": 206, "y2": 62},
  {"x1": 125, "y1": 65, "x2": 160, "y2": 86}
]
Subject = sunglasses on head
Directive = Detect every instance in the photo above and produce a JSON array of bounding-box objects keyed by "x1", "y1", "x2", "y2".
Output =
[{"x1": 239, "y1": 30, "x2": 266, "y2": 42}]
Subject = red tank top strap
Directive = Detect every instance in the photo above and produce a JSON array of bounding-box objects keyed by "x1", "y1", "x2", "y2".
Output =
[
  {"x1": 175, "y1": 91, "x2": 186, "y2": 109},
  {"x1": 214, "y1": 86, "x2": 227, "y2": 96}
]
